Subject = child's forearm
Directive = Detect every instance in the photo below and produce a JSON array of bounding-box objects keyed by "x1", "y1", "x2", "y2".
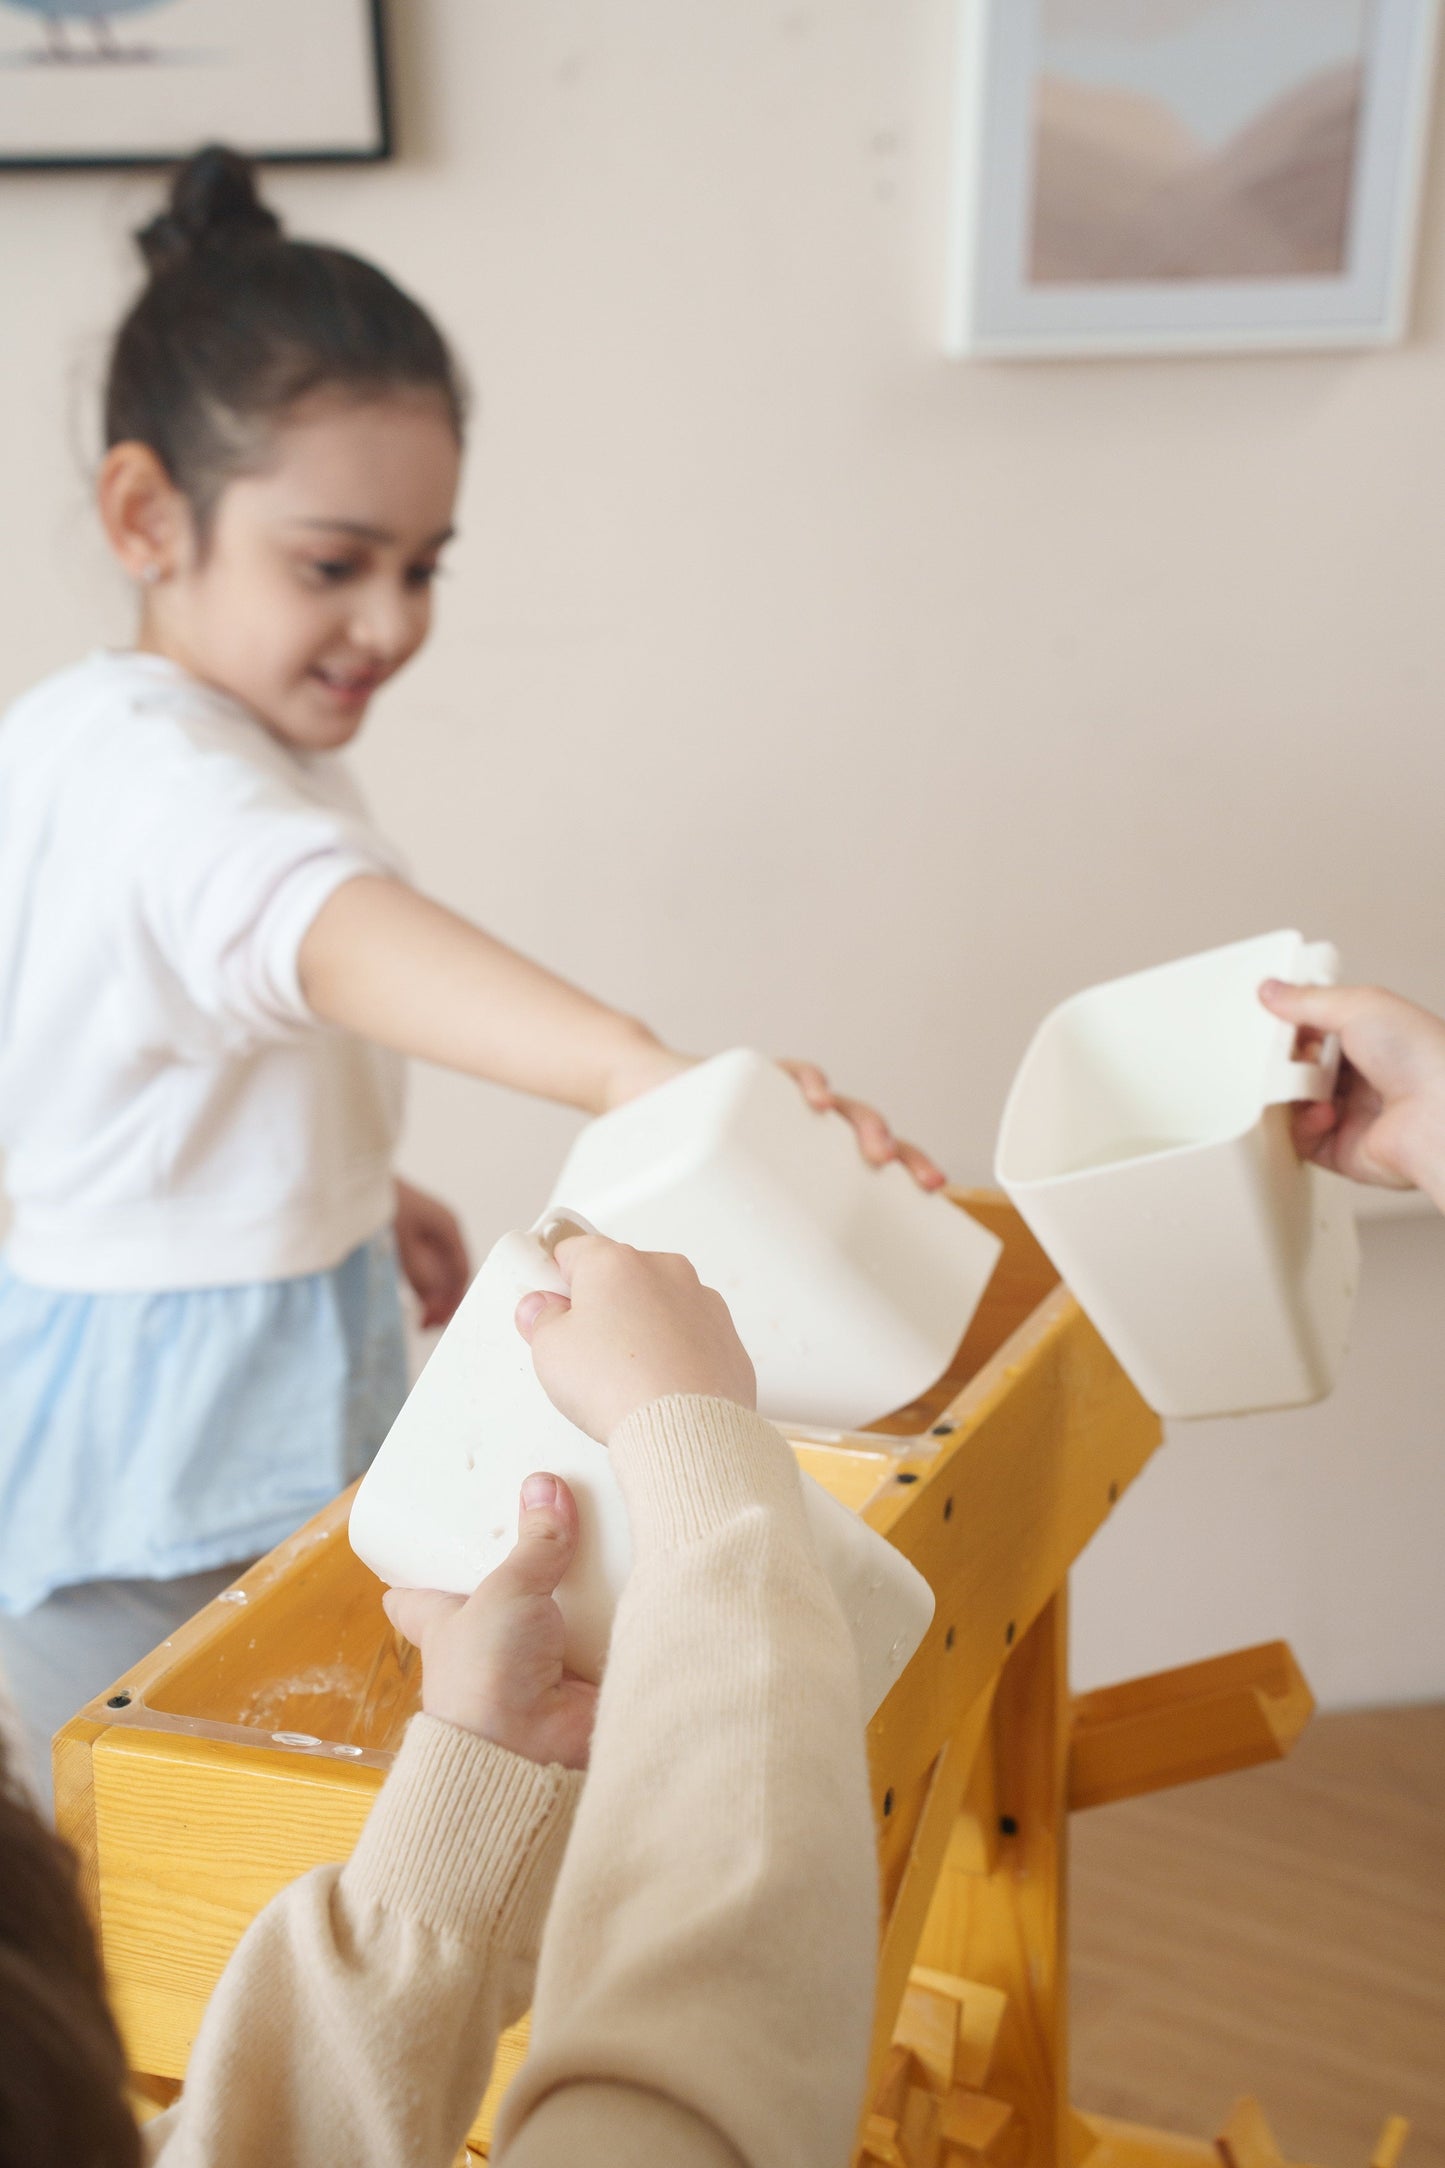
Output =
[
  {"x1": 494, "y1": 1397, "x2": 878, "y2": 2168},
  {"x1": 298, "y1": 875, "x2": 680, "y2": 1114},
  {"x1": 144, "y1": 1717, "x2": 582, "y2": 2168}
]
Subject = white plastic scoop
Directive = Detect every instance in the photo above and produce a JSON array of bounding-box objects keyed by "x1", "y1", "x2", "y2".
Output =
[
  {"x1": 548, "y1": 1049, "x2": 1002, "y2": 1430},
  {"x1": 349, "y1": 1212, "x2": 935, "y2": 1717},
  {"x1": 995, "y1": 929, "x2": 1360, "y2": 1419}
]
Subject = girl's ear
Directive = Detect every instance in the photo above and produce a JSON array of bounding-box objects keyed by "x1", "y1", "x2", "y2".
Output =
[{"x1": 97, "y1": 441, "x2": 194, "y2": 586}]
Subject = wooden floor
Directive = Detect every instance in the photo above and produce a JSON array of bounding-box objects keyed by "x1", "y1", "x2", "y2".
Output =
[{"x1": 1070, "y1": 1703, "x2": 1445, "y2": 2168}]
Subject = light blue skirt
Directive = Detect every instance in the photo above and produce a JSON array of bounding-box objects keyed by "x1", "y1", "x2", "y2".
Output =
[{"x1": 0, "y1": 1232, "x2": 407, "y2": 1615}]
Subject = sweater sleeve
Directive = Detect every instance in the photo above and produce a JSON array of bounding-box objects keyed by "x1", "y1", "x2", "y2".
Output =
[
  {"x1": 142, "y1": 1714, "x2": 583, "y2": 2168},
  {"x1": 493, "y1": 1397, "x2": 879, "y2": 2168}
]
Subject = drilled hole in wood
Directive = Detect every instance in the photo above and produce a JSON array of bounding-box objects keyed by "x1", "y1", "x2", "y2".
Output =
[
  {"x1": 1005, "y1": 1620, "x2": 1016, "y2": 1646},
  {"x1": 106, "y1": 1692, "x2": 131, "y2": 1709},
  {"x1": 883, "y1": 1788, "x2": 894, "y2": 1816},
  {"x1": 931, "y1": 1423, "x2": 953, "y2": 1436},
  {"x1": 943, "y1": 1497, "x2": 953, "y2": 1521},
  {"x1": 896, "y1": 1472, "x2": 919, "y2": 1485},
  {"x1": 945, "y1": 1625, "x2": 955, "y2": 1650}
]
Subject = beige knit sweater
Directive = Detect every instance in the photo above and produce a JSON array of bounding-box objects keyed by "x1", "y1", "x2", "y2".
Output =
[{"x1": 142, "y1": 1397, "x2": 878, "y2": 2167}]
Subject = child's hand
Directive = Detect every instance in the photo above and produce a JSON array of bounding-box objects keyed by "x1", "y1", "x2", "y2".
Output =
[
  {"x1": 383, "y1": 1475, "x2": 598, "y2": 1770},
  {"x1": 516, "y1": 1234, "x2": 756, "y2": 1442},
  {"x1": 1259, "y1": 980, "x2": 1445, "y2": 1212},
  {"x1": 778, "y1": 1060, "x2": 947, "y2": 1190},
  {"x1": 394, "y1": 1178, "x2": 471, "y2": 1329},
  {"x1": 602, "y1": 1040, "x2": 947, "y2": 1193}
]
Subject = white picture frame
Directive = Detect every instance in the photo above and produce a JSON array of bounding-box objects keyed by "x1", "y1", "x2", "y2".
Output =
[
  {"x1": 946, "y1": 0, "x2": 1441, "y2": 358},
  {"x1": 0, "y1": 0, "x2": 389, "y2": 169}
]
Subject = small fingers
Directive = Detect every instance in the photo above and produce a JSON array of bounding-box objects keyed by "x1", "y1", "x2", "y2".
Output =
[
  {"x1": 1290, "y1": 1099, "x2": 1340, "y2": 1163},
  {"x1": 780, "y1": 1059, "x2": 836, "y2": 1112},
  {"x1": 832, "y1": 1094, "x2": 897, "y2": 1166},
  {"x1": 897, "y1": 1138, "x2": 948, "y2": 1190}
]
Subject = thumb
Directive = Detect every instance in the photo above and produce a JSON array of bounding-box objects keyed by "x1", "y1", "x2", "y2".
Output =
[
  {"x1": 515, "y1": 1288, "x2": 571, "y2": 1341},
  {"x1": 493, "y1": 1473, "x2": 580, "y2": 1599},
  {"x1": 1259, "y1": 979, "x2": 1352, "y2": 1035}
]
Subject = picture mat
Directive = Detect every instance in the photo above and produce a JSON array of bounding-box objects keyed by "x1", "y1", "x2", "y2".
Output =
[
  {"x1": 948, "y1": 0, "x2": 1441, "y2": 355},
  {"x1": 0, "y1": 0, "x2": 383, "y2": 162}
]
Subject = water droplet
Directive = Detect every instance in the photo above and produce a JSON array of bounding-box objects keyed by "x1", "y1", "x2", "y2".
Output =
[
  {"x1": 219, "y1": 1589, "x2": 248, "y2": 1605},
  {"x1": 272, "y1": 1731, "x2": 320, "y2": 1748},
  {"x1": 331, "y1": 1743, "x2": 364, "y2": 1758}
]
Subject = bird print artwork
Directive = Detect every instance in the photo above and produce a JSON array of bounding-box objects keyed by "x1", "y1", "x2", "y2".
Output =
[{"x1": 1, "y1": 0, "x2": 179, "y2": 62}]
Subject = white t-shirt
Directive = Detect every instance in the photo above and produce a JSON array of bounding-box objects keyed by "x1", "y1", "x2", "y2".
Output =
[{"x1": 0, "y1": 651, "x2": 406, "y2": 1291}]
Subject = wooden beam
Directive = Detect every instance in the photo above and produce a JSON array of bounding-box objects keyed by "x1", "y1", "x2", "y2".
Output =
[
  {"x1": 861, "y1": 1289, "x2": 1161, "y2": 1812},
  {"x1": 868, "y1": 1686, "x2": 996, "y2": 2097},
  {"x1": 1069, "y1": 1643, "x2": 1314, "y2": 1810}
]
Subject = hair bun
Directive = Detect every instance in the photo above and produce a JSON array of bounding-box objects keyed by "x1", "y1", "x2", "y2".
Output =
[{"x1": 137, "y1": 144, "x2": 282, "y2": 274}]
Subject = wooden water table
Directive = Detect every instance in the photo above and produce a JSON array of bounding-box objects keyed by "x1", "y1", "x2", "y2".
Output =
[{"x1": 55, "y1": 1192, "x2": 1395, "y2": 2168}]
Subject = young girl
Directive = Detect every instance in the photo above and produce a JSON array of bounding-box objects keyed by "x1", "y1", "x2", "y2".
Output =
[{"x1": 0, "y1": 145, "x2": 941, "y2": 1794}]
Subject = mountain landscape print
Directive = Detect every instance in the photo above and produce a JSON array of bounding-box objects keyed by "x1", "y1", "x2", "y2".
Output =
[{"x1": 1029, "y1": 0, "x2": 1370, "y2": 284}]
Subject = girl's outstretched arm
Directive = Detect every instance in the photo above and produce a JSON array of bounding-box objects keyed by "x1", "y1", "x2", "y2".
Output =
[
  {"x1": 299, "y1": 875, "x2": 685, "y2": 1115},
  {"x1": 298, "y1": 874, "x2": 946, "y2": 1183}
]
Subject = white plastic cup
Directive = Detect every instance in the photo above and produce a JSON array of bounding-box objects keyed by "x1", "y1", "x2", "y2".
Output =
[
  {"x1": 548, "y1": 1049, "x2": 1002, "y2": 1431},
  {"x1": 350, "y1": 1212, "x2": 935, "y2": 1717},
  {"x1": 994, "y1": 931, "x2": 1359, "y2": 1420}
]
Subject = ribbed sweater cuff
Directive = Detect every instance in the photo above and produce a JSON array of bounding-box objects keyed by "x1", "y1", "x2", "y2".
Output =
[
  {"x1": 607, "y1": 1395, "x2": 807, "y2": 1551},
  {"x1": 343, "y1": 1713, "x2": 584, "y2": 1958}
]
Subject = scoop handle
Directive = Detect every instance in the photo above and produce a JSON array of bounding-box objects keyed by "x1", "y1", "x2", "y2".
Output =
[
  {"x1": 1264, "y1": 939, "x2": 1342, "y2": 1106},
  {"x1": 533, "y1": 1207, "x2": 602, "y2": 1258}
]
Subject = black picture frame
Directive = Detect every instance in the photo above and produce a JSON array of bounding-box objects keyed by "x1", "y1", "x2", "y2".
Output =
[{"x1": 0, "y1": 0, "x2": 391, "y2": 172}]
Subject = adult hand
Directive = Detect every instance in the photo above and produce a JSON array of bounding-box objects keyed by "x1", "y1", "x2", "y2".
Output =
[
  {"x1": 384, "y1": 1475, "x2": 597, "y2": 1770},
  {"x1": 1259, "y1": 979, "x2": 1445, "y2": 1213},
  {"x1": 515, "y1": 1234, "x2": 757, "y2": 1443},
  {"x1": 394, "y1": 1177, "x2": 471, "y2": 1329}
]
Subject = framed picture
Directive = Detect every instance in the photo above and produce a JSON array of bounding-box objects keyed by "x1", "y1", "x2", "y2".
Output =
[
  {"x1": 947, "y1": 0, "x2": 1441, "y2": 357},
  {"x1": 0, "y1": 0, "x2": 389, "y2": 169}
]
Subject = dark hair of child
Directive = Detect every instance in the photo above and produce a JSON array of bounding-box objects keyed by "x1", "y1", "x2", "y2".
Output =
[
  {"x1": 105, "y1": 143, "x2": 468, "y2": 530},
  {"x1": 0, "y1": 1736, "x2": 139, "y2": 2167}
]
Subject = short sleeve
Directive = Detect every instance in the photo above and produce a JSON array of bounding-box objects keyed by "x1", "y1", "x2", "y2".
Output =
[{"x1": 118, "y1": 708, "x2": 405, "y2": 1052}]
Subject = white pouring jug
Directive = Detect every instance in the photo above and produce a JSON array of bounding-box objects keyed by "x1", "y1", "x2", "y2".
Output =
[
  {"x1": 548, "y1": 1049, "x2": 1002, "y2": 1430},
  {"x1": 994, "y1": 930, "x2": 1359, "y2": 1420},
  {"x1": 349, "y1": 1212, "x2": 935, "y2": 1718}
]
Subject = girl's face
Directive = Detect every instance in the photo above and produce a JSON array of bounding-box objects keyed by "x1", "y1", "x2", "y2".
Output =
[{"x1": 145, "y1": 390, "x2": 462, "y2": 753}]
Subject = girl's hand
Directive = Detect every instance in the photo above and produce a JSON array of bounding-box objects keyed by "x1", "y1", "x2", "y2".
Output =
[
  {"x1": 516, "y1": 1233, "x2": 756, "y2": 1443},
  {"x1": 1259, "y1": 980, "x2": 1445, "y2": 1213},
  {"x1": 384, "y1": 1475, "x2": 598, "y2": 1770},
  {"x1": 779, "y1": 1060, "x2": 947, "y2": 1190},
  {"x1": 602, "y1": 1042, "x2": 948, "y2": 1193},
  {"x1": 394, "y1": 1178, "x2": 471, "y2": 1329}
]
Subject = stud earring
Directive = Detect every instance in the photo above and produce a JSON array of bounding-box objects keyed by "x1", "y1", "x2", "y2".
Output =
[{"x1": 139, "y1": 563, "x2": 162, "y2": 586}]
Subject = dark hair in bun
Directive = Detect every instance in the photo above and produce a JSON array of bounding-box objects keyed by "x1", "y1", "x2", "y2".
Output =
[{"x1": 105, "y1": 144, "x2": 466, "y2": 528}]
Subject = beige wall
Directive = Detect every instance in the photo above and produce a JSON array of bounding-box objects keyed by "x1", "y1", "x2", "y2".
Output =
[{"x1": 2, "y1": 1, "x2": 1442, "y2": 1705}]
